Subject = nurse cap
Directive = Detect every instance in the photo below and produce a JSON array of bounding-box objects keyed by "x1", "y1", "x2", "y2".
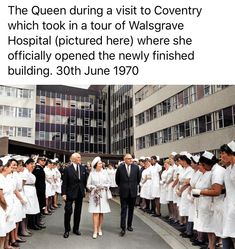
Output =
[{"x1": 227, "y1": 140, "x2": 235, "y2": 152}]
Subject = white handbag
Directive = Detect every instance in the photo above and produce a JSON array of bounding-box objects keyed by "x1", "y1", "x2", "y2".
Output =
[{"x1": 106, "y1": 189, "x2": 112, "y2": 199}]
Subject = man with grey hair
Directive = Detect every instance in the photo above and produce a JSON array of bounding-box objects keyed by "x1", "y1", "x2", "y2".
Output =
[
  {"x1": 116, "y1": 154, "x2": 141, "y2": 236},
  {"x1": 62, "y1": 153, "x2": 87, "y2": 238}
]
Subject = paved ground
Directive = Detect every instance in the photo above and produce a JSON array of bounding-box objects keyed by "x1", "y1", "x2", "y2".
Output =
[{"x1": 20, "y1": 199, "x2": 172, "y2": 249}]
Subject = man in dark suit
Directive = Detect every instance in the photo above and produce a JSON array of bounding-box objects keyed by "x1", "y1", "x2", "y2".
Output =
[
  {"x1": 32, "y1": 155, "x2": 47, "y2": 229},
  {"x1": 62, "y1": 153, "x2": 87, "y2": 238},
  {"x1": 115, "y1": 154, "x2": 141, "y2": 236}
]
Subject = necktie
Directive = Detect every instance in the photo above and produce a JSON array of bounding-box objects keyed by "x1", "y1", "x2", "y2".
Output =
[
  {"x1": 76, "y1": 164, "x2": 80, "y2": 179},
  {"x1": 127, "y1": 165, "x2": 131, "y2": 177}
]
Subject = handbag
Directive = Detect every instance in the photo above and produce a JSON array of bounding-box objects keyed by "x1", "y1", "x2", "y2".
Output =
[{"x1": 106, "y1": 189, "x2": 112, "y2": 199}]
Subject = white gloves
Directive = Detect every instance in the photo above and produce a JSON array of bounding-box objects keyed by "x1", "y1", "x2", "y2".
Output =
[{"x1": 192, "y1": 189, "x2": 201, "y2": 197}]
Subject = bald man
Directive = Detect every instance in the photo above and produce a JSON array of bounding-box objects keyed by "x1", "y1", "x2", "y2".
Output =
[
  {"x1": 62, "y1": 153, "x2": 88, "y2": 238},
  {"x1": 115, "y1": 154, "x2": 141, "y2": 236}
]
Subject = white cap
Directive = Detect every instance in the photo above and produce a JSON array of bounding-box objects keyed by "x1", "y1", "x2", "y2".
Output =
[
  {"x1": 91, "y1": 156, "x2": 101, "y2": 168},
  {"x1": 171, "y1": 152, "x2": 177, "y2": 157},
  {"x1": 139, "y1": 156, "x2": 145, "y2": 161},
  {"x1": 156, "y1": 155, "x2": 160, "y2": 161},
  {"x1": 180, "y1": 151, "x2": 192, "y2": 160},
  {"x1": 0, "y1": 156, "x2": 12, "y2": 166},
  {"x1": 202, "y1": 151, "x2": 214, "y2": 160},
  {"x1": 227, "y1": 140, "x2": 235, "y2": 152},
  {"x1": 118, "y1": 161, "x2": 124, "y2": 166},
  {"x1": 191, "y1": 155, "x2": 200, "y2": 164}
]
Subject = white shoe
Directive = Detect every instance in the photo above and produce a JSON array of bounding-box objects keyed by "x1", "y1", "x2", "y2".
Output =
[
  {"x1": 92, "y1": 233, "x2": 97, "y2": 239},
  {"x1": 98, "y1": 230, "x2": 102, "y2": 236}
]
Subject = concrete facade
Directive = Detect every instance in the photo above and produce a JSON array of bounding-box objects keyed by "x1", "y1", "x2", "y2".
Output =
[
  {"x1": 133, "y1": 85, "x2": 235, "y2": 158},
  {"x1": 0, "y1": 85, "x2": 36, "y2": 144}
]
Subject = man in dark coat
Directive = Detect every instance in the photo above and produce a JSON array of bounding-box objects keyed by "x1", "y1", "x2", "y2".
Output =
[
  {"x1": 115, "y1": 154, "x2": 141, "y2": 236},
  {"x1": 62, "y1": 153, "x2": 87, "y2": 238},
  {"x1": 32, "y1": 155, "x2": 47, "y2": 229}
]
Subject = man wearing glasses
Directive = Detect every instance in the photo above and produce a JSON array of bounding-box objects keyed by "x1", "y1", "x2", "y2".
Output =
[{"x1": 115, "y1": 154, "x2": 141, "y2": 236}]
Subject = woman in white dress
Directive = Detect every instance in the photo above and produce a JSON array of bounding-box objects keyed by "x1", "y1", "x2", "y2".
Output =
[
  {"x1": 22, "y1": 158, "x2": 40, "y2": 231},
  {"x1": 53, "y1": 161, "x2": 62, "y2": 208},
  {"x1": 220, "y1": 141, "x2": 235, "y2": 249},
  {"x1": 192, "y1": 151, "x2": 219, "y2": 249},
  {"x1": 87, "y1": 157, "x2": 111, "y2": 239},
  {"x1": 176, "y1": 152, "x2": 194, "y2": 228},
  {"x1": 0, "y1": 159, "x2": 8, "y2": 249},
  {"x1": 1, "y1": 158, "x2": 17, "y2": 249},
  {"x1": 106, "y1": 164, "x2": 118, "y2": 196}
]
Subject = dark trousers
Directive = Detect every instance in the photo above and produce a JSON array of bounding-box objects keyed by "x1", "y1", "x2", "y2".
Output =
[
  {"x1": 120, "y1": 194, "x2": 136, "y2": 230},
  {"x1": 222, "y1": 238, "x2": 235, "y2": 249},
  {"x1": 64, "y1": 195, "x2": 83, "y2": 232}
]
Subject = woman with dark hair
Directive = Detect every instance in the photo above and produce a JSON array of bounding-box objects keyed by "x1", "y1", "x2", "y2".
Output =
[
  {"x1": 87, "y1": 157, "x2": 111, "y2": 239},
  {"x1": 21, "y1": 158, "x2": 40, "y2": 232},
  {"x1": 176, "y1": 152, "x2": 194, "y2": 228},
  {"x1": 0, "y1": 158, "x2": 8, "y2": 249},
  {"x1": 192, "y1": 151, "x2": 224, "y2": 249},
  {"x1": 220, "y1": 141, "x2": 235, "y2": 249},
  {"x1": 0, "y1": 158, "x2": 17, "y2": 249}
]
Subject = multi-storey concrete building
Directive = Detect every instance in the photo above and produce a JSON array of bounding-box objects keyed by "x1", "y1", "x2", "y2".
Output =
[
  {"x1": 0, "y1": 85, "x2": 36, "y2": 143},
  {"x1": 133, "y1": 85, "x2": 235, "y2": 158},
  {"x1": 107, "y1": 85, "x2": 134, "y2": 155},
  {"x1": 35, "y1": 85, "x2": 107, "y2": 154}
]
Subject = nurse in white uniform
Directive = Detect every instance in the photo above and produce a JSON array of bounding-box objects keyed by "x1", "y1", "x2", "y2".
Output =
[
  {"x1": 220, "y1": 141, "x2": 235, "y2": 249},
  {"x1": 0, "y1": 158, "x2": 8, "y2": 249},
  {"x1": 192, "y1": 151, "x2": 219, "y2": 249}
]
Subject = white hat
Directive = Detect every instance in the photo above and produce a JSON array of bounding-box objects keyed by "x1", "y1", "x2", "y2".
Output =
[
  {"x1": 91, "y1": 156, "x2": 101, "y2": 168},
  {"x1": 0, "y1": 156, "x2": 12, "y2": 166},
  {"x1": 227, "y1": 140, "x2": 235, "y2": 152},
  {"x1": 139, "y1": 156, "x2": 145, "y2": 161},
  {"x1": 180, "y1": 151, "x2": 192, "y2": 160},
  {"x1": 171, "y1": 152, "x2": 177, "y2": 157},
  {"x1": 191, "y1": 155, "x2": 200, "y2": 164},
  {"x1": 156, "y1": 155, "x2": 160, "y2": 161},
  {"x1": 202, "y1": 151, "x2": 214, "y2": 160}
]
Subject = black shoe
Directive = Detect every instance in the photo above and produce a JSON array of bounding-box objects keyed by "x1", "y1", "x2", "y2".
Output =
[
  {"x1": 29, "y1": 225, "x2": 41, "y2": 230},
  {"x1": 37, "y1": 224, "x2": 46, "y2": 229},
  {"x1": 181, "y1": 233, "x2": 193, "y2": 238},
  {"x1": 120, "y1": 230, "x2": 125, "y2": 236},
  {"x1": 73, "y1": 230, "x2": 81, "y2": 235},
  {"x1": 63, "y1": 231, "x2": 69, "y2": 238},
  {"x1": 192, "y1": 240, "x2": 205, "y2": 246},
  {"x1": 152, "y1": 213, "x2": 161, "y2": 217},
  {"x1": 127, "y1": 227, "x2": 133, "y2": 232}
]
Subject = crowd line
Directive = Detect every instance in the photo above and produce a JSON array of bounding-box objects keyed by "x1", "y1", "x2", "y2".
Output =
[{"x1": 0, "y1": 139, "x2": 234, "y2": 249}]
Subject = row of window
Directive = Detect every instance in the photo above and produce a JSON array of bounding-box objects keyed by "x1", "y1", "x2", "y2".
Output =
[
  {"x1": 36, "y1": 131, "x2": 104, "y2": 143},
  {"x1": 0, "y1": 86, "x2": 33, "y2": 99},
  {"x1": 0, "y1": 105, "x2": 32, "y2": 118},
  {"x1": 135, "y1": 85, "x2": 164, "y2": 104},
  {"x1": 135, "y1": 85, "x2": 229, "y2": 127},
  {"x1": 36, "y1": 114, "x2": 105, "y2": 127},
  {"x1": 38, "y1": 95, "x2": 103, "y2": 111},
  {"x1": 0, "y1": 126, "x2": 32, "y2": 137},
  {"x1": 36, "y1": 140, "x2": 106, "y2": 154},
  {"x1": 136, "y1": 105, "x2": 235, "y2": 150}
]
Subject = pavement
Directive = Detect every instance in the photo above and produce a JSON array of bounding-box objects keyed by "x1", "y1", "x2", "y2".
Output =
[{"x1": 20, "y1": 198, "x2": 175, "y2": 249}]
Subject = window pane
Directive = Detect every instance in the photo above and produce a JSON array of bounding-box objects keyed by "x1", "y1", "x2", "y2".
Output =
[
  {"x1": 199, "y1": 116, "x2": 206, "y2": 133},
  {"x1": 223, "y1": 106, "x2": 233, "y2": 127}
]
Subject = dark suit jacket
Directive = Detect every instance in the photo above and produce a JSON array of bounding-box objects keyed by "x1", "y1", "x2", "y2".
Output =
[
  {"x1": 62, "y1": 164, "x2": 87, "y2": 200},
  {"x1": 115, "y1": 163, "x2": 141, "y2": 198}
]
